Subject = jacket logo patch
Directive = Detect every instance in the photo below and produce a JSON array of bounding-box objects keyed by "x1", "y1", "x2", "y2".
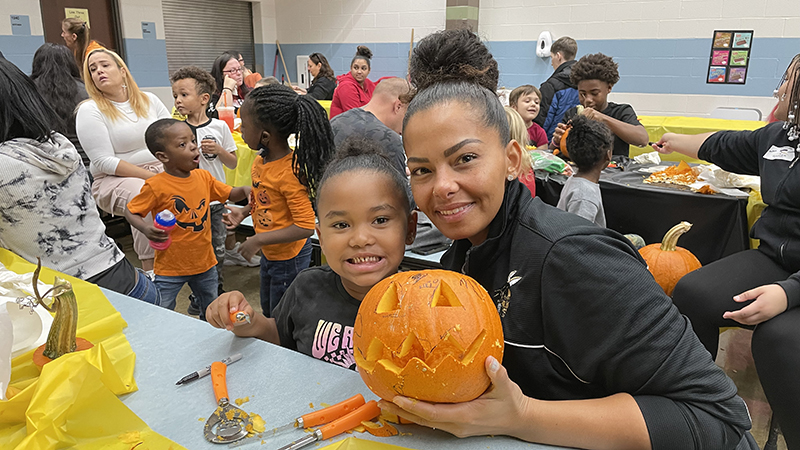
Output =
[{"x1": 493, "y1": 270, "x2": 521, "y2": 318}]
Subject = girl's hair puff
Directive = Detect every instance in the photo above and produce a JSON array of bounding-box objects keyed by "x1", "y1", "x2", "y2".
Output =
[
  {"x1": 83, "y1": 48, "x2": 150, "y2": 122},
  {"x1": 404, "y1": 29, "x2": 507, "y2": 145},
  {"x1": 318, "y1": 136, "x2": 412, "y2": 213},
  {"x1": 244, "y1": 84, "x2": 335, "y2": 199},
  {"x1": 565, "y1": 115, "x2": 613, "y2": 171},
  {"x1": 352, "y1": 46, "x2": 373, "y2": 68}
]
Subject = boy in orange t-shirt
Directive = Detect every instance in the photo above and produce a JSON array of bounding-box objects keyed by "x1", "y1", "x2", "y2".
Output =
[{"x1": 125, "y1": 119, "x2": 249, "y2": 319}]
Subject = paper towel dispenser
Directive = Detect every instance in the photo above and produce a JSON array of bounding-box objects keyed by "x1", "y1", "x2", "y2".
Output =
[{"x1": 536, "y1": 31, "x2": 553, "y2": 58}]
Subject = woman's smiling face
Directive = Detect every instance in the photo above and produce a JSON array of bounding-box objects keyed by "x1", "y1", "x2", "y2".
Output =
[{"x1": 404, "y1": 101, "x2": 521, "y2": 246}]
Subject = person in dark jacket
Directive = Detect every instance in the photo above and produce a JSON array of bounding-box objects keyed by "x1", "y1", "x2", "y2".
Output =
[
  {"x1": 653, "y1": 53, "x2": 800, "y2": 450},
  {"x1": 293, "y1": 52, "x2": 336, "y2": 101},
  {"x1": 380, "y1": 28, "x2": 757, "y2": 450},
  {"x1": 534, "y1": 36, "x2": 580, "y2": 140}
]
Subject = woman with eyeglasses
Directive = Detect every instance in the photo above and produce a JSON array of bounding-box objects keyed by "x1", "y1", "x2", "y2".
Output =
[
  {"x1": 210, "y1": 51, "x2": 251, "y2": 116},
  {"x1": 654, "y1": 54, "x2": 800, "y2": 449},
  {"x1": 292, "y1": 52, "x2": 336, "y2": 101}
]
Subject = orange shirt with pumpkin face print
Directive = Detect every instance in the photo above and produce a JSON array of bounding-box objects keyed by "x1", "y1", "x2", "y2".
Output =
[
  {"x1": 250, "y1": 153, "x2": 316, "y2": 260},
  {"x1": 128, "y1": 169, "x2": 232, "y2": 276}
]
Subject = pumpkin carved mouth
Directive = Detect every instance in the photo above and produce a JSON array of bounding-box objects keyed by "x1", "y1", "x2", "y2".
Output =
[{"x1": 354, "y1": 271, "x2": 504, "y2": 403}]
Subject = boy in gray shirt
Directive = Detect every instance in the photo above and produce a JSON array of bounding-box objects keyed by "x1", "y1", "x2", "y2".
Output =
[{"x1": 556, "y1": 115, "x2": 613, "y2": 227}]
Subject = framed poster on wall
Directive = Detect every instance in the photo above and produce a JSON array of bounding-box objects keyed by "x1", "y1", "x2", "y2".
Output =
[{"x1": 707, "y1": 30, "x2": 753, "y2": 84}]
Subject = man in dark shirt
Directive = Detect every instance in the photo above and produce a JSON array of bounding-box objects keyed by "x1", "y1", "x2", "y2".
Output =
[
  {"x1": 330, "y1": 77, "x2": 411, "y2": 175},
  {"x1": 552, "y1": 53, "x2": 648, "y2": 156},
  {"x1": 534, "y1": 36, "x2": 580, "y2": 140}
]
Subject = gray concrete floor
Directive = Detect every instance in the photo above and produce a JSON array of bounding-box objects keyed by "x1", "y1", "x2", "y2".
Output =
[{"x1": 112, "y1": 229, "x2": 786, "y2": 449}]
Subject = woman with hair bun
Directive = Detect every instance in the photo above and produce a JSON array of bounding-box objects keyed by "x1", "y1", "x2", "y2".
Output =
[
  {"x1": 60, "y1": 17, "x2": 103, "y2": 70},
  {"x1": 330, "y1": 45, "x2": 375, "y2": 118},
  {"x1": 379, "y1": 28, "x2": 757, "y2": 450}
]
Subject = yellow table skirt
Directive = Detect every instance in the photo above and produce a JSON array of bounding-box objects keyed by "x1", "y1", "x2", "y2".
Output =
[
  {"x1": 631, "y1": 115, "x2": 766, "y2": 163},
  {"x1": 0, "y1": 250, "x2": 184, "y2": 450}
]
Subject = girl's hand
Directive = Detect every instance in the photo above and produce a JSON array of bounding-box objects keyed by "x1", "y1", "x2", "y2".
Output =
[
  {"x1": 223, "y1": 207, "x2": 246, "y2": 229},
  {"x1": 201, "y1": 139, "x2": 223, "y2": 156},
  {"x1": 223, "y1": 75, "x2": 238, "y2": 92},
  {"x1": 651, "y1": 134, "x2": 674, "y2": 154},
  {"x1": 206, "y1": 291, "x2": 254, "y2": 331},
  {"x1": 378, "y1": 356, "x2": 530, "y2": 438},
  {"x1": 551, "y1": 123, "x2": 568, "y2": 148},
  {"x1": 238, "y1": 236, "x2": 261, "y2": 261},
  {"x1": 724, "y1": 284, "x2": 788, "y2": 325}
]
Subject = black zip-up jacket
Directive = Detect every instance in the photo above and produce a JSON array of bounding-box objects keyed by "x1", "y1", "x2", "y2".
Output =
[
  {"x1": 441, "y1": 181, "x2": 756, "y2": 450},
  {"x1": 534, "y1": 60, "x2": 577, "y2": 127},
  {"x1": 699, "y1": 122, "x2": 800, "y2": 310}
]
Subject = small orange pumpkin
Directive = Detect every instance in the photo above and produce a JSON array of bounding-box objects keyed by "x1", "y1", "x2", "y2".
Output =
[
  {"x1": 639, "y1": 221, "x2": 702, "y2": 296},
  {"x1": 353, "y1": 270, "x2": 504, "y2": 403},
  {"x1": 559, "y1": 125, "x2": 572, "y2": 159}
]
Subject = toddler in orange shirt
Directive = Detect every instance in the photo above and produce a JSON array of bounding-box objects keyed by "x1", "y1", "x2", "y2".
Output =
[{"x1": 125, "y1": 119, "x2": 249, "y2": 319}]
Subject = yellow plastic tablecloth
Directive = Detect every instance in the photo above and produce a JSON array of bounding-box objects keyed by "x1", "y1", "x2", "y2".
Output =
[
  {"x1": 0, "y1": 249, "x2": 185, "y2": 450},
  {"x1": 631, "y1": 115, "x2": 766, "y2": 162},
  {"x1": 224, "y1": 131, "x2": 259, "y2": 187}
]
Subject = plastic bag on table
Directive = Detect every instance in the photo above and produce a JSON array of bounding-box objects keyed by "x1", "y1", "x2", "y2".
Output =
[{"x1": 529, "y1": 150, "x2": 567, "y2": 174}]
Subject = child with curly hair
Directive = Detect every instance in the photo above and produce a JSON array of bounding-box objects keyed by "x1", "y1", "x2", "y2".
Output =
[
  {"x1": 551, "y1": 53, "x2": 648, "y2": 156},
  {"x1": 556, "y1": 115, "x2": 613, "y2": 226}
]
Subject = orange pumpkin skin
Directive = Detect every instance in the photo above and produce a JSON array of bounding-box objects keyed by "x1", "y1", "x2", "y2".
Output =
[
  {"x1": 560, "y1": 126, "x2": 571, "y2": 159},
  {"x1": 353, "y1": 270, "x2": 504, "y2": 403},
  {"x1": 639, "y1": 222, "x2": 702, "y2": 296}
]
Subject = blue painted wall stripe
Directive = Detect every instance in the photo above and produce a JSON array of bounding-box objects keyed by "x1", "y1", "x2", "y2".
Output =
[
  {"x1": 3, "y1": 34, "x2": 797, "y2": 96},
  {"x1": 123, "y1": 38, "x2": 170, "y2": 88},
  {"x1": 0, "y1": 34, "x2": 45, "y2": 74}
]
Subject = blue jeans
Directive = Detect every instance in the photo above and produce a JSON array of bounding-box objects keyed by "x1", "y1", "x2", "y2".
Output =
[
  {"x1": 127, "y1": 268, "x2": 162, "y2": 305},
  {"x1": 155, "y1": 267, "x2": 218, "y2": 320},
  {"x1": 260, "y1": 239, "x2": 312, "y2": 318}
]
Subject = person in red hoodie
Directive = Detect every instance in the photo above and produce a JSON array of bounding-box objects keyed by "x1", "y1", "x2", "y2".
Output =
[{"x1": 330, "y1": 46, "x2": 375, "y2": 118}]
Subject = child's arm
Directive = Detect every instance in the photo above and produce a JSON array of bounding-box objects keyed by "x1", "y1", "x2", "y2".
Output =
[
  {"x1": 223, "y1": 204, "x2": 251, "y2": 229},
  {"x1": 584, "y1": 108, "x2": 649, "y2": 147},
  {"x1": 200, "y1": 139, "x2": 238, "y2": 169},
  {"x1": 123, "y1": 207, "x2": 169, "y2": 243},
  {"x1": 228, "y1": 186, "x2": 250, "y2": 204},
  {"x1": 238, "y1": 225, "x2": 314, "y2": 261},
  {"x1": 206, "y1": 291, "x2": 280, "y2": 344}
]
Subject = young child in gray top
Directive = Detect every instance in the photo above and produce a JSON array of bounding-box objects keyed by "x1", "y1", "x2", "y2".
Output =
[{"x1": 556, "y1": 115, "x2": 612, "y2": 226}]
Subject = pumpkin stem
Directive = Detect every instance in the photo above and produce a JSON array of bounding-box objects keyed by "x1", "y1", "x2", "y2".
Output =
[{"x1": 660, "y1": 221, "x2": 692, "y2": 252}]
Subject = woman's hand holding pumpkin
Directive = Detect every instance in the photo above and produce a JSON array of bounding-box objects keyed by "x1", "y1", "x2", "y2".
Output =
[
  {"x1": 379, "y1": 356, "x2": 532, "y2": 439},
  {"x1": 724, "y1": 284, "x2": 788, "y2": 325}
]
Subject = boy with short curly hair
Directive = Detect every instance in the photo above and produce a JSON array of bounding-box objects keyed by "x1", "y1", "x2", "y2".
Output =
[
  {"x1": 170, "y1": 66, "x2": 238, "y2": 305},
  {"x1": 552, "y1": 53, "x2": 648, "y2": 156}
]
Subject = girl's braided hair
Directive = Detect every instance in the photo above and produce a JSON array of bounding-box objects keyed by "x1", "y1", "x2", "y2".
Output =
[{"x1": 244, "y1": 84, "x2": 335, "y2": 199}]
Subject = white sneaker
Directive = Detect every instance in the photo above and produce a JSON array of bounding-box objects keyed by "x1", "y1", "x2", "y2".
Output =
[{"x1": 224, "y1": 242, "x2": 260, "y2": 267}]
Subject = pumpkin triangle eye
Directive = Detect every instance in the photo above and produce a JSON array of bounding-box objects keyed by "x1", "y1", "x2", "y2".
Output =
[
  {"x1": 375, "y1": 282, "x2": 401, "y2": 313},
  {"x1": 431, "y1": 282, "x2": 462, "y2": 307}
]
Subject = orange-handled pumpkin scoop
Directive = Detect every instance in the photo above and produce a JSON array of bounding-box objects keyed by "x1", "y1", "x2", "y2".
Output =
[
  {"x1": 276, "y1": 400, "x2": 381, "y2": 450},
  {"x1": 204, "y1": 361, "x2": 252, "y2": 444}
]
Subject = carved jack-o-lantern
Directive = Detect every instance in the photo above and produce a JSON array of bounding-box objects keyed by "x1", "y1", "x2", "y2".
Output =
[{"x1": 354, "y1": 270, "x2": 504, "y2": 403}]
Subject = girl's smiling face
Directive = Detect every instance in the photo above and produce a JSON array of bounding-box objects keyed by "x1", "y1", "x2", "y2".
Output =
[
  {"x1": 316, "y1": 171, "x2": 416, "y2": 300},
  {"x1": 404, "y1": 102, "x2": 522, "y2": 246}
]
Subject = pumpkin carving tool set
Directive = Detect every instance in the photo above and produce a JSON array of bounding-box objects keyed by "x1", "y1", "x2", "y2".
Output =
[
  {"x1": 228, "y1": 394, "x2": 380, "y2": 449},
  {"x1": 204, "y1": 361, "x2": 253, "y2": 444}
]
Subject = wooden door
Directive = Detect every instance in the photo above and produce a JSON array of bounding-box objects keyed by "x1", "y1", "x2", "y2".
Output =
[{"x1": 40, "y1": 0, "x2": 120, "y2": 54}]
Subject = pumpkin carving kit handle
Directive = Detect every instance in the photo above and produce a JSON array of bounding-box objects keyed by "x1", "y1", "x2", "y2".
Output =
[
  {"x1": 276, "y1": 400, "x2": 381, "y2": 450},
  {"x1": 204, "y1": 361, "x2": 252, "y2": 444}
]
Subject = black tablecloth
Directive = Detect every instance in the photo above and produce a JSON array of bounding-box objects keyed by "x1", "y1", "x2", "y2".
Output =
[{"x1": 535, "y1": 165, "x2": 750, "y2": 265}]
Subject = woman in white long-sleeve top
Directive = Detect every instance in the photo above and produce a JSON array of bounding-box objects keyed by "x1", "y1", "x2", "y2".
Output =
[{"x1": 76, "y1": 48, "x2": 170, "y2": 273}]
